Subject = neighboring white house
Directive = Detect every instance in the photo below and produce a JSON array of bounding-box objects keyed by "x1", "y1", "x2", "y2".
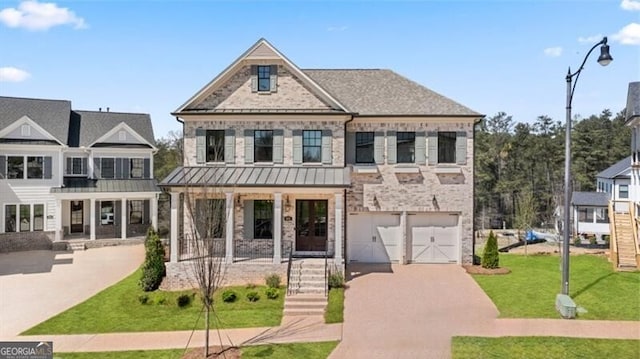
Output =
[{"x1": 0, "y1": 97, "x2": 160, "y2": 252}]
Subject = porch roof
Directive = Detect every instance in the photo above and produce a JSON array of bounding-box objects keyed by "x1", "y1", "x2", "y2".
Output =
[
  {"x1": 51, "y1": 178, "x2": 161, "y2": 193},
  {"x1": 160, "y1": 166, "x2": 351, "y2": 188},
  {"x1": 571, "y1": 191, "x2": 609, "y2": 207}
]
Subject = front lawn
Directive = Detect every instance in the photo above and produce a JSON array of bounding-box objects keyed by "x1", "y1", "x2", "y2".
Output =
[
  {"x1": 24, "y1": 269, "x2": 284, "y2": 334},
  {"x1": 471, "y1": 254, "x2": 640, "y2": 320},
  {"x1": 54, "y1": 342, "x2": 339, "y2": 359},
  {"x1": 452, "y1": 337, "x2": 640, "y2": 359},
  {"x1": 324, "y1": 288, "x2": 344, "y2": 323}
]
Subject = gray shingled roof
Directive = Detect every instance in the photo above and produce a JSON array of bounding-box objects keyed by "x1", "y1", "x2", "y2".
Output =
[
  {"x1": 572, "y1": 191, "x2": 609, "y2": 206},
  {"x1": 596, "y1": 156, "x2": 631, "y2": 179},
  {"x1": 160, "y1": 166, "x2": 351, "y2": 187},
  {"x1": 0, "y1": 96, "x2": 71, "y2": 144},
  {"x1": 303, "y1": 69, "x2": 480, "y2": 116},
  {"x1": 627, "y1": 82, "x2": 640, "y2": 122},
  {"x1": 51, "y1": 179, "x2": 160, "y2": 193},
  {"x1": 75, "y1": 111, "x2": 155, "y2": 147}
]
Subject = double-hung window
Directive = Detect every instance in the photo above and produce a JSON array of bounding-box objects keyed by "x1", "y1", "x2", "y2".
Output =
[
  {"x1": 397, "y1": 132, "x2": 415, "y2": 163},
  {"x1": 257, "y1": 66, "x2": 271, "y2": 92},
  {"x1": 619, "y1": 185, "x2": 629, "y2": 199},
  {"x1": 101, "y1": 158, "x2": 115, "y2": 179},
  {"x1": 206, "y1": 130, "x2": 225, "y2": 162},
  {"x1": 71, "y1": 157, "x2": 84, "y2": 175},
  {"x1": 255, "y1": 130, "x2": 273, "y2": 162},
  {"x1": 130, "y1": 158, "x2": 144, "y2": 178},
  {"x1": 7, "y1": 156, "x2": 24, "y2": 179},
  {"x1": 437, "y1": 132, "x2": 457, "y2": 164},
  {"x1": 26, "y1": 156, "x2": 44, "y2": 179},
  {"x1": 4, "y1": 203, "x2": 44, "y2": 232},
  {"x1": 355, "y1": 132, "x2": 375, "y2": 164},
  {"x1": 303, "y1": 130, "x2": 322, "y2": 163}
]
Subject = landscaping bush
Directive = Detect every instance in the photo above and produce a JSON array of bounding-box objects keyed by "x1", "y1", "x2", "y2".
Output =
[
  {"x1": 139, "y1": 227, "x2": 166, "y2": 292},
  {"x1": 573, "y1": 236, "x2": 582, "y2": 245},
  {"x1": 589, "y1": 235, "x2": 597, "y2": 245},
  {"x1": 265, "y1": 273, "x2": 281, "y2": 288},
  {"x1": 156, "y1": 296, "x2": 167, "y2": 305},
  {"x1": 222, "y1": 289, "x2": 237, "y2": 303},
  {"x1": 246, "y1": 283, "x2": 256, "y2": 289},
  {"x1": 481, "y1": 231, "x2": 500, "y2": 269},
  {"x1": 265, "y1": 287, "x2": 279, "y2": 300},
  {"x1": 246, "y1": 291, "x2": 261, "y2": 302},
  {"x1": 137, "y1": 294, "x2": 150, "y2": 305},
  {"x1": 176, "y1": 294, "x2": 191, "y2": 308},
  {"x1": 328, "y1": 272, "x2": 345, "y2": 289},
  {"x1": 603, "y1": 235, "x2": 610, "y2": 245}
]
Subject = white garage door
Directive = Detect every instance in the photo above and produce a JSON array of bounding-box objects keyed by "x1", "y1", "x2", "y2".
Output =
[
  {"x1": 409, "y1": 213, "x2": 459, "y2": 263},
  {"x1": 348, "y1": 213, "x2": 401, "y2": 263}
]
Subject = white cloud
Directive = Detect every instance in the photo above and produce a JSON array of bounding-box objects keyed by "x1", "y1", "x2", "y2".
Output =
[
  {"x1": 543, "y1": 46, "x2": 563, "y2": 57},
  {"x1": 0, "y1": 67, "x2": 31, "y2": 82},
  {"x1": 0, "y1": 1, "x2": 86, "y2": 31},
  {"x1": 327, "y1": 25, "x2": 348, "y2": 32},
  {"x1": 611, "y1": 22, "x2": 640, "y2": 45},
  {"x1": 578, "y1": 34, "x2": 603, "y2": 44},
  {"x1": 621, "y1": 0, "x2": 640, "y2": 11}
]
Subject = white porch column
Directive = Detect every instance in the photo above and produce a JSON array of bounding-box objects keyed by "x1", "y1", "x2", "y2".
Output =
[
  {"x1": 170, "y1": 192, "x2": 179, "y2": 263},
  {"x1": 55, "y1": 199, "x2": 63, "y2": 241},
  {"x1": 273, "y1": 193, "x2": 282, "y2": 264},
  {"x1": 90, "y1": 198, "x2": 96, "y2": 240},
  {"x1": 151, "y1": 196, "x2": 158, "y2": 231},
  {"x1": 334, "y1": 193, "x2": 343, "y2": 264},
  {"x1": 121, "y1": 198, "x2": 127, "y2": 239},
  {"x1": 225, "y1": 192, "x2": 234, "y2": 263},
  {"x1": 400, "y1": 211, "x2": 407, "y2": 264}
]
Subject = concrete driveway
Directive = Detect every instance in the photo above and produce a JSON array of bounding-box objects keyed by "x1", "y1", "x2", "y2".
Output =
[
  {"x1": 0, "y1": 245, "x2": 144, "y2": 338},
  {"x1": 330, "y1": 263, "x2": 499, "y2": 359}
]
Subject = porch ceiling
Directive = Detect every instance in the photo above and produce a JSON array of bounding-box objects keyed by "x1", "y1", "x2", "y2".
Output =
[{"x1": 160, "y1": 166, "x2": 351, "y2": 188}]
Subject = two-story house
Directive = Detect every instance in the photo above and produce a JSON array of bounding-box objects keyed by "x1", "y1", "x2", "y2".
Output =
[
  {"x1": 160, "y1": 39, "x2": 482, "y2": 287},
  {"x1": 0, "y1": 97, "x2": 160, "y2": 252}
]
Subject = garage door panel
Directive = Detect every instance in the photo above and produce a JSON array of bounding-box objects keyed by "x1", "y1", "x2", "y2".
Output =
[
  {"x1": 348, "y1": 213, "x2": 400, "y2": 263},
  {"x1": 409, "y1": 214, "x2": 459, "y2": 264}
]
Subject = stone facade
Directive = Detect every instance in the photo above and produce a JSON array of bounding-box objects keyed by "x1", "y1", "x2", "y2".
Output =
[
  {"x1": 0, "y1": 231, "x2": 56, "y2": 253},
  {"x1": 163, "y1": 261, "x2": 289, "y2": 290}
]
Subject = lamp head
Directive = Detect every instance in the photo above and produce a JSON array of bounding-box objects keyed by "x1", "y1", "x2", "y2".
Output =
[{"x1": 597, "y1": 37, "x2": 613, "y2": 66}]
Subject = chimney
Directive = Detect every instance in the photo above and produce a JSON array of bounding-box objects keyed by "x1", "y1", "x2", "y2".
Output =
[
  {"x1": 107, "y1": 107, "x2": 110, "y2": 112},
  {"x1": 99, "y1": 107, "x2": 102, "y2": 112}
]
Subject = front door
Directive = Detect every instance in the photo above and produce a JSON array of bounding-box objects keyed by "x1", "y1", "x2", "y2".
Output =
[
  {"x1": 296, "y1": 200, "x2": 327, "y2": 252},
  {"x1": 70, "y1": 200, "x2": 84, "y2": 233}
]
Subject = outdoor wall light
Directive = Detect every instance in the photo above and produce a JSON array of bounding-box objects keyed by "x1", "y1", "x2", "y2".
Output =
[
  {"x1": 285, "y1": 195, "x2": 292, "y2": 211},
  {"x1": 432, "y1": 195, "x2": 439, "y2": 211}
]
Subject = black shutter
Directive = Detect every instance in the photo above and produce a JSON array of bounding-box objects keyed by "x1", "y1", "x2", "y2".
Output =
[
  {"x1": 44, "y1": 156, "x2": 52, "y2": 179},
  {"x1": 143, "y1": 158, "x2": 150, "y2": 178}
]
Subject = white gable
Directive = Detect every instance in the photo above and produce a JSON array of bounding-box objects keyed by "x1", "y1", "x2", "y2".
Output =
[
  {"x1": 0, "y1": 116, "x2": 63, "y2": 144},
  {"x1": 90, "y1": 122, "x2": 155, "y2": 149}
]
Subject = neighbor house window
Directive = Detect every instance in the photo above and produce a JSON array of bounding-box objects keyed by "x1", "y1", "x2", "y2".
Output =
[
  {"x1": 101, "y1": 158, "x2": 115, "y2": 179},
  {"x1": 27, "y1": 156, "x2": 44, "y2": 179},
  {"x1": 438, "y1": 132, "x2": 457, "y2": 164},
  {"x1": 195, "y1": 198, "x2": 225, "y2": 238},
  {"x1": 7, "y1": 156, "x2": 24, "y2": 179},
  {"x1": 397, "y1": 132, "x2": 415, "y2": 163},
  {"x1": 206, "y1": 130, "x2": 225, "y2": 162},
  {"x1": 254, "y1": 130, "x2": 273, "y2": 162},
  {"x1": 4, "y1": 205, "x2": 16, "y2": 232},
  {"x1": 129, "y1": 200, "x2": 143, "y2": 224},
  {"x1": 19, "y1": 204, "x2": 30, "y2": 231},
  {"x1": 619, "y1": 185, "x2": 629, "y2": 199},
  {"x1": 596, "y1": 208, "x2": 609, "y2": 224},
  {"x1": 130, "y1": 158, "x2": 144, "y2": 178},
  {"x1": 71, "y1": 157, "x2": 84, "y2": 175},
  {"x1": 254, "y1": 200, "x2": 273, "y2": 239},
  {"x1": 100, "y1": 201, "x2": 114, "y2": 225},
  {"x1": 303, "y1": 130, "x2": 322, "y2": 162},
  {"x1": 355, "y1": 132, "x2": 374, "y2": 164},
  {"x1": 578, "y1": 208, "x2": 594, "y2": 222},
  {"x1": 257, "y1": 66, "x2": 271, "y2": 92},
  {"x1": 33, "y1": 204, "x2": 44, "y2": 231}
]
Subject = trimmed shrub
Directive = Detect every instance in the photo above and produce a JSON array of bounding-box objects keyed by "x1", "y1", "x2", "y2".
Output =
[
  {"x1": 137, "y1": 294, "x2": 150, "y2": 305},
  {"x1": 481, "y1": 231, "x2": 500, "y2": 269},
  {"x1": 328, "y1": 272, "x2": 345, "y2": 289},
  {"x1": 139, "y1": 227, "x2": 166, "y2": 292},
  {"x1": 176, "y1": 294, "x2": 191, "y2": 308},
  {"x1": 222, "y1": 290, "x2": 237, "y2": 303},
  {"x1": 265, "y1": 273, "x2": 281, "y2": 289},
  {"x1": 246, "y1": 291, "x2": 260, "y2": 302},
  {"x1": 265, "y1": 287, "x2": 279, "y2": 300}
]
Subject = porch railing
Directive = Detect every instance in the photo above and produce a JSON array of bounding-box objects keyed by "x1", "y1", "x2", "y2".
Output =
[
  {"x1": 178, "y1": 235, "x2": 225, "y2": 261},
  {"x1": 286, "y1": 246, "x2": 294, "y2": 296}
]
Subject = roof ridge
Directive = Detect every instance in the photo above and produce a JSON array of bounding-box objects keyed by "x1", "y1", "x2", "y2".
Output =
[
  {"x1": 302, "y1": 68, "x2": 386, "y2": 71},
  {"x1": 0, "y1": 96, "x2": 70, "y2": 103},
  {"x1": 75, "y1": 110, "x2": 150, "y2": 116}
]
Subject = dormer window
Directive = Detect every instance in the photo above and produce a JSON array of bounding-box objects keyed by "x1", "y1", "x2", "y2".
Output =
[{"x1": 257, "y1": 66, "x2": 271, "y2": 92}]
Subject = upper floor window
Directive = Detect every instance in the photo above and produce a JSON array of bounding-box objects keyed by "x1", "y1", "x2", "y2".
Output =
[
  {"x1": 619, "y1": 184, "x2": 629, "y2": 199},
  {"x1": 257, "y1": 66, "x2": 271, "y2": 92},
  {"x1": 397, "y1": 132, "x2": 416, "y2": 163},
  {"x1": 255, "y1": 130, "x2": 273, "y2": 162},
  {"x1": 27, "y1": 156, "x2": 44, "y2": 179},
  {"x1": 437, "y1": 132, "x2": 457, "y2": 164},
  {"x1": 71, "y1": 158, "x2": 84, "y2": 175},
  {"x1": 5, "y1": 155, "x2": 50, "y2": 179},
  {"x1": 303, "y1": 130, "x2": 322, "y2": 163},
  {"x1": 7, "y1": 156, "x2": 24, "y2": 179},
  {"x1": 356, "y1": 132, "x2": 375, "y2": 164},
  {"x1": 101, "y1": 158, "x2": 115, "y2": 179},
  {"x1": 130, "y1": 158, "x2": 144, "y2": 178},
  {"x1": 206, "y1": 130, "x2": 225, "y2": 162}
]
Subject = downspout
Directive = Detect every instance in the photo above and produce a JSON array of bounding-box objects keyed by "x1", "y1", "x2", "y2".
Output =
[
  {"x1": 343, "y1": 114, "x2": 355, "y2": 271},
  {"x1": 473, "y1": 116, "x2": 485, "y2": 265}
]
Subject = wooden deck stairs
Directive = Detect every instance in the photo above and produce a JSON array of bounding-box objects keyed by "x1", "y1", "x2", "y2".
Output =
[{"x1": 608, "y1": 201, "x2": 640, "y2": 271}]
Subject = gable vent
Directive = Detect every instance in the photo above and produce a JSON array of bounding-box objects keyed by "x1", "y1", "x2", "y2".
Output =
[
  {"x1": 21, "y1": 125, "x2": 31, "y2": 137},
  {"x1": 119, "y1": 131, "x2": 126, "y2": 141}
]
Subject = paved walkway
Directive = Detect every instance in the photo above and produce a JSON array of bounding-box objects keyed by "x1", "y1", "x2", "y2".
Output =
[{"x1": 0, "y1": 245, "x2": 144, "y2": 338}]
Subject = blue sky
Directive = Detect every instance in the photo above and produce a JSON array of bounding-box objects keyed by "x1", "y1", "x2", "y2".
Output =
[{"x1": 1, "y1": 0, "x2": 638, "y2": 138}]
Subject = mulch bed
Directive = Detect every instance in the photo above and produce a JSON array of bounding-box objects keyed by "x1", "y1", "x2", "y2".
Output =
[
  {"x1": 463, "y1": 265, "x2": 511, "y2": 275},
  {"x1": 182, "y1": 346, "x2": 241, "y2": 359}
]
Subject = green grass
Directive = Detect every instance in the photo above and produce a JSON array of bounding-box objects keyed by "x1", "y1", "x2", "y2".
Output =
[
  {"x1": 324, "y1": 288, "x2": 344, "y2": 324},
  {"x1": 452, "y1": 337, "x2": 640, "y2": 359},
  {"x1": 471, "y1": 254, "x2": 640, "y2": 320},
  {"x1": 54, "y1": 342, "x2": 339, "y2": 359},
  {"x1": 24, "y1": 269, "x2": 284, "y2": 335}
]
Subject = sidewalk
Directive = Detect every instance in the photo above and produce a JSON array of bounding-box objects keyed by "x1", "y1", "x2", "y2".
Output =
[{"x1": 11, "y1": 317, "x2": 343, "y2": 353}]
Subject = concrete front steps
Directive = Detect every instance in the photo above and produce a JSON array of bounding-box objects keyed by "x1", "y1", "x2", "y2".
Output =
[
  {"x1": 67, "y1": 240, "x2": 86, "y2": 251},
  {"x1": 284, "y1": 259, "x2": 328, "y2": 317},
  {"x1": 283, "y1": 293, "x2": 328, "y2": 316}
]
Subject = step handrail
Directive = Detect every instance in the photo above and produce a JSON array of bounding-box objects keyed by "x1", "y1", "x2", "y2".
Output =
[
  {"x1": 286, "y1": 246, "x2": 293, "y2": 296},
  {"x1": 608, "y1": 201, "x2": 619, "y2": 267},
  {"x1": 630, "y1": 201, "x2": 640, "y2": 264}
]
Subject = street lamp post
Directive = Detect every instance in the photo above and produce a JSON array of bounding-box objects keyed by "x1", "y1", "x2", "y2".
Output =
[{"x1": 563, "y1": 37, "x2": 613, "y2": 296}]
